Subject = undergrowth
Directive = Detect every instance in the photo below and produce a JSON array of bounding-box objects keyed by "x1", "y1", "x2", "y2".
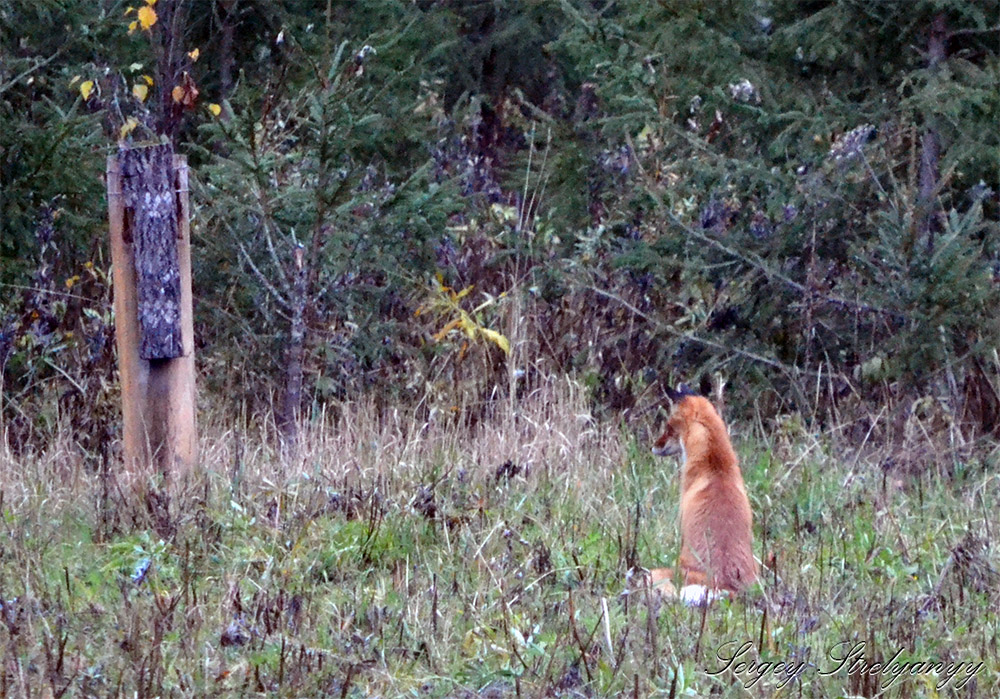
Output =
[{"x1": 0, "y1": 378, "x2": 997, "y2": 697}]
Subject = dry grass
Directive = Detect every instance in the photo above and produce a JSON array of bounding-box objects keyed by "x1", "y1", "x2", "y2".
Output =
[{"x1": 0, "y1": 377, "x2": 998, "y2": 697}]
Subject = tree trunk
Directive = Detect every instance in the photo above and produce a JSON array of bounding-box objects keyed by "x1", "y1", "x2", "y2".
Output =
[
  {"x1": 918, "y1": 13, "x2": 947, "y2": 253},
  {"x1": 154, "y1": 0, "x2": 189, "y2": 142},
  {"x1": 218, "y1": 0, "x2": 239, "y2": 102},
  {"x1": 278, "y1": 246, "x2": 307, "y2": 446}
]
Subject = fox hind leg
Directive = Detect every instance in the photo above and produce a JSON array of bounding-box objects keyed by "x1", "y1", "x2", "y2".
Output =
[{"x1": 629, "y1": 567, "x2": 678, "y2": 597}]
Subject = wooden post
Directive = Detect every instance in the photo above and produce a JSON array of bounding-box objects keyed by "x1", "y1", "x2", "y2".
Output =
[{"x1": 108, "y1": 144, "x2": 197, "y2": 486}]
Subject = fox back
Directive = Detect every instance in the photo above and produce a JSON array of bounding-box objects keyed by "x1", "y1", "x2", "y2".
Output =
[{"x1": 653, "y1": 393, "x2": 757, "y2": 593}]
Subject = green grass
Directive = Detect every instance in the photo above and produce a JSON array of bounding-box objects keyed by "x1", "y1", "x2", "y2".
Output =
[{"x1": 0, "y1": 380, "x2": 997, "y2": 697}]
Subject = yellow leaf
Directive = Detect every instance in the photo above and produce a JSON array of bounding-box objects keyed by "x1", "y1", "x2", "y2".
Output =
[
  {"x1": 458, "y1": 313, "x2": 477, "y2": 340},
  {"x1": 145, "y1": 0, "x2": 157, "y2": 5},
  {"x1": 124, "y1": 6, "x2": 135, "y2": 15},
  {"x1": 141, "y1": 74, "x2": 154, "y2": 86},
  {"x1": 454, "y1": 285, "x2": 473, "y2": 301},
  {"x1": 208, "y1": 102, "x2": 222, "y2": 117},
  {"x1": 490, "y1": 203, "x2": 517, "y2": 222},
  {"x1": 432, "y1": 318, "x2": 462, "y2": 342},
  {"x1": 480, "y1": 328, "x2": 511, "y2": 355},
  {"x1": 79, "y1": 80, "x2": 94, "y2": 101},
  {"x1": 137, "y1": 5, "x2": 157, "y2": 30},
  {"x1": 171, "y1": 85, "x2": 185, "y2": 103},
  {"x1": 132, "y1": 83, "x2": 148, "y2": 102},
  {"x1": 188, "y1": 48, "x2": 200, "y2": 62},
  {"x1": 128, "y1": 20, "x2": 138, "y2": 34},
  {"x1": 69, "y1": 75, "x2": 81, "y2": 87},
  {"x1": 636, "y1": 124, "x2": 655, "y2": 148},
  {"x1": 119, "y1": 117, "x2": 139, "y2": 139}
]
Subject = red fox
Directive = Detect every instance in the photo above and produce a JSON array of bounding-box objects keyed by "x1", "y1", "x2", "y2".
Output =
[{"x1": 641, "y1": 385, "x2": 757, "y2": 604}]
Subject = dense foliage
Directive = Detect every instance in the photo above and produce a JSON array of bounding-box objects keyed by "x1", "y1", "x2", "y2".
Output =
[
  {"x1": 2, "y1": 0, "x2": 998, "y2": 451},
  {"x1": 1, "y1": 4, "x2": 998, "y2": 696}
]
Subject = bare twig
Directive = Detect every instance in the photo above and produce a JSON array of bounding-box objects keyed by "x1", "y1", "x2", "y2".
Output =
[
  {"x1": 237, "y1": 241, "x2": 291, "y2": 310},
  {"x1": 585, "y1": 284, "x2": 815, "y2": 378},
  {"x1": 600, "y1": 596, "x2": 614, "y2": 660},
  {"x1": 263, "y1": 220, "x2": 292, "y2": 296},
  {"x1": 947, "y1": 24, "x2": 1000, "y2": 38},
  {"x1": 0, "y1": 48, "x2": 65, "y2": 96}
]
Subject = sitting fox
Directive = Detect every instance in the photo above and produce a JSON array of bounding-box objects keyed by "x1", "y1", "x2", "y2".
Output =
[{"x1": 641, "y1": 385, "x2": 757, "y2": 604}]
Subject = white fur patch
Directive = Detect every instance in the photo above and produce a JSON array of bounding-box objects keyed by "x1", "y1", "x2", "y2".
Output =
[{"x1": 679, "y1": 584, "x2": 727, "y2": 606}]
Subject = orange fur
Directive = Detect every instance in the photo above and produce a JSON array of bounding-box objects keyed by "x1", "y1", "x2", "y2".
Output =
[{"x1": 650, "y1": 392, "x2": 757, "y2": 594}]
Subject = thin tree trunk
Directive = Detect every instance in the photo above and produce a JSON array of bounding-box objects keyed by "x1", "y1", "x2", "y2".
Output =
[
  {"x1": 279, "y1": 246, "x2": 307, "y2": 445},
  {"x1": 918, "y1": 13, "x2": 947, "y2": 253},
  {"x1": 218, "y1": 0, "x2": 238, "y2": 102},
  {"x1": 154, "y1": 0, "x2": 189, "y2": 141}
]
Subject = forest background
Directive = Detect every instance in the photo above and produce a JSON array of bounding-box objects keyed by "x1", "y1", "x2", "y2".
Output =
[
  {"x1": 2, "y1": 0, "x2": 999, "y2": 453},
  {"x1": 0, "y1": 1, "x2": 999, "y2": 696}
]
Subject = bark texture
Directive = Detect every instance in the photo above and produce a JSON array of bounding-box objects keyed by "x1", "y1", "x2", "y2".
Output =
[
  {"x1": 918, "y1": 13, "x2": 948, "y2": 253},
  {"x1": 278, "y1": 245, "x2": 308, "y2": 444},
  {"x1": 120, "y1": 143, "x2": 184, "y2": 360}
]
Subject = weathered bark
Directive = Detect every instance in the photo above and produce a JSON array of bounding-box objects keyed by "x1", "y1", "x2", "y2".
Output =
[
  {"x1": 918, "y1": 13, "x2": 948, "y2": 254},
  {"x1": 120, "y1": 143, "x2": 183, "y2": 360},
  {"x1": 278, "y1": 246, "x2": 308, "y2": 444},
  {"x1": 217, "y1": 0, "x2": 239, "y2": 101},
  {"x1": 108, "y1": 152, "x2": 197, "y2": 489},
  {"x1": 154, "y1": 0, "x2": 191, "y2": 141}
]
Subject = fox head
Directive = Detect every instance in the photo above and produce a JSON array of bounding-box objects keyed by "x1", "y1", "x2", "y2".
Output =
[{"x1": 651, "y1": 384, "x2": 702, "y2": 457}]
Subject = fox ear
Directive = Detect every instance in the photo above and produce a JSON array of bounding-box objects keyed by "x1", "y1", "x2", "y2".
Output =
[{"x1": 698, "y1": 373, "x2": 713, "y2": 397}]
